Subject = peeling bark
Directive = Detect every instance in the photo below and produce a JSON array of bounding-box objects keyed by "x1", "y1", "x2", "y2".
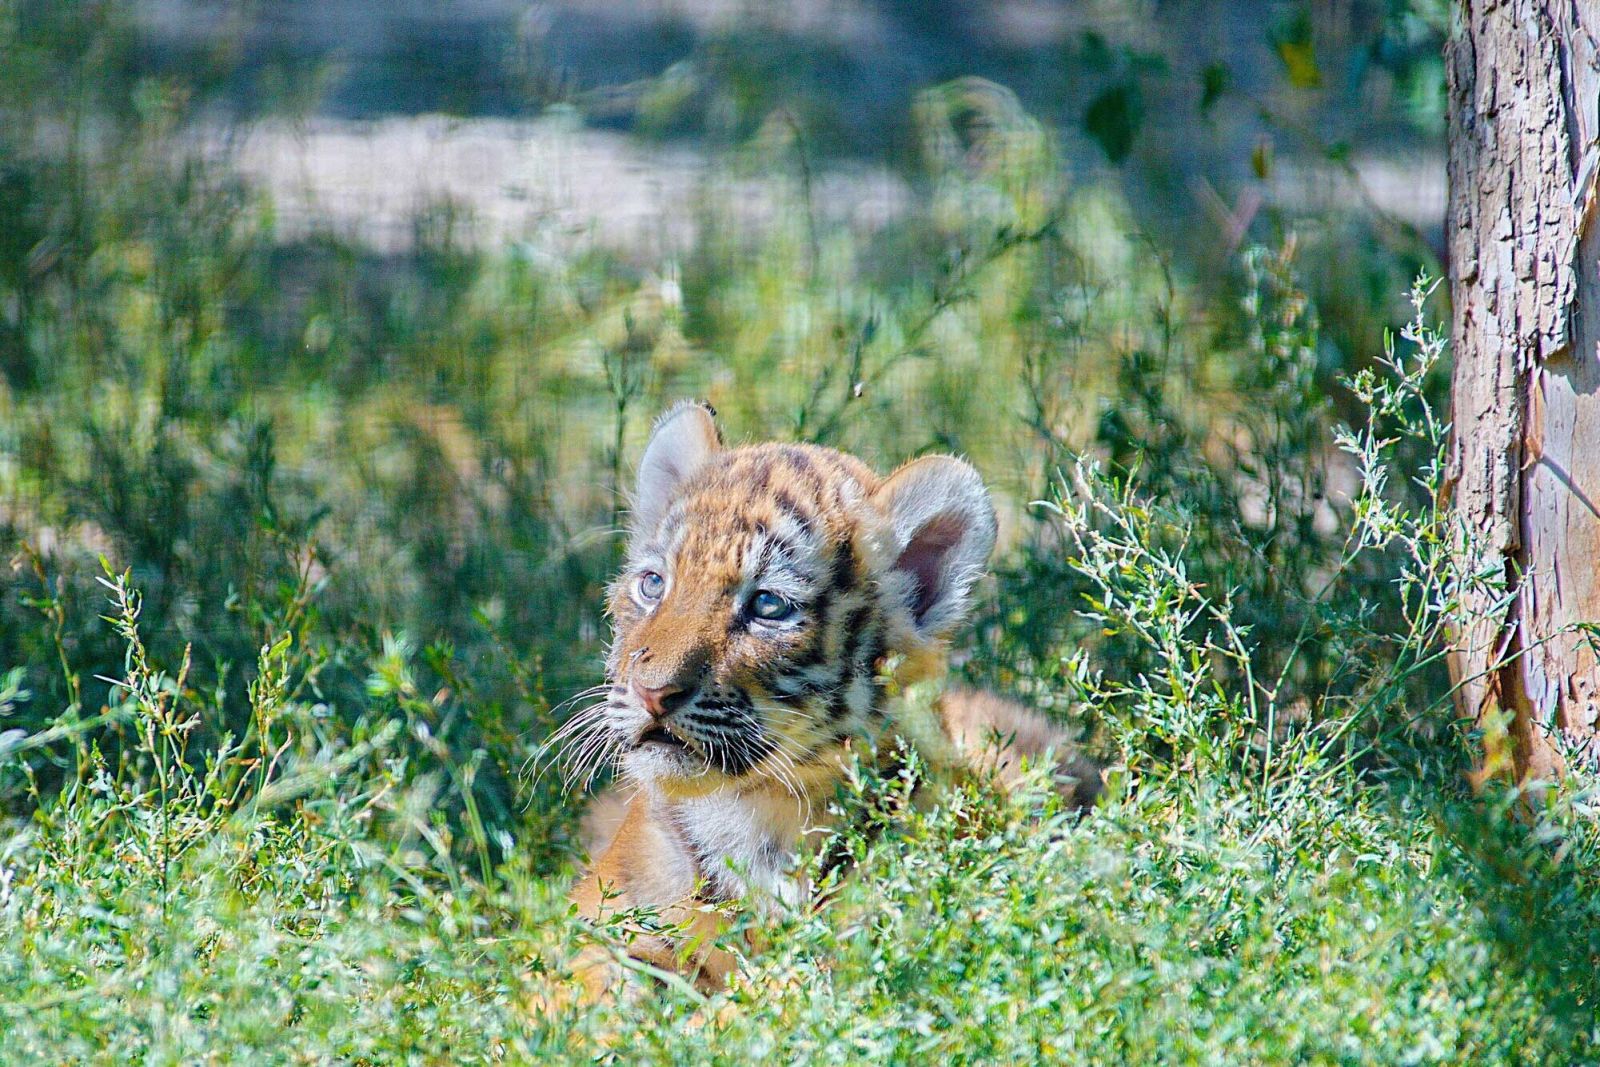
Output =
[{"x1": 1446, "y1": 1, "x2": 1600, "y2": 785}]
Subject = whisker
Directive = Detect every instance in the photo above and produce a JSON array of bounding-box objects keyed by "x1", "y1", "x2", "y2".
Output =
[
  {"x1": 760, "y1": 743, "x2": 813, "y2": 823},
  {"x1": 529, "y1": 701, "x2": 611, "y2": 788},
  {"x1": 566, "y1": 731, "x2": 617, "y2": 791},
  {"x1": 704, "y1": 702, "x2": 819, "y2": 818},
  {"x1": 531, "y1": 699, "x2": 607, "y2": 756},
  {"x1": 545, "y1": 711, "x2": 617, "y2": 791}
]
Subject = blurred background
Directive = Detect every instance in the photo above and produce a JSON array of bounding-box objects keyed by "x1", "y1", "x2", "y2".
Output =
[{"x1": 0, "y1": 0, "x2": 1446, "y2": 862}]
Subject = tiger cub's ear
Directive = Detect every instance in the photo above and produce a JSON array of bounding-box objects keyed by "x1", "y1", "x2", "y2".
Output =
[
  {"x1": 632, "y1": 401, "x2": 722, "y2": 534},
  {"x1": 872, "y1": 454, "x2": 998, "y2": 639}
]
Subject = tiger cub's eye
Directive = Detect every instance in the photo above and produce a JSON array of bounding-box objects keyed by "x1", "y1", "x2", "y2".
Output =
[
  {"x1": 749, "y1": 590, "x2": 796, "y2": 622},
  {"x1": 636, "y1": 571, "x2": 666, "y2": 603}
]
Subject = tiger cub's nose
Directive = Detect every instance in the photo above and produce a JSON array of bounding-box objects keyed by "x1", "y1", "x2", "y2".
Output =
[{"x1": 633, "y1": 681, "x2": 690, "y2": 719}]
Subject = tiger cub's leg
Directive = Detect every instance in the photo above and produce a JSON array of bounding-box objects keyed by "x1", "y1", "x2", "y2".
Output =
[{"x1": 938, "y1": 687, "x2": 1101, "y2": 809}]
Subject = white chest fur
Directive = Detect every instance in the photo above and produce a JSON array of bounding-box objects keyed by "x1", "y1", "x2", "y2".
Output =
[{"x1": 665, "y1": 788, "x2": 815, "y2": 909}]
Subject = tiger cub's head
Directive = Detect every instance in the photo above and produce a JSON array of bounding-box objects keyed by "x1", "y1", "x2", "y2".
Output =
[{"x1": 594, "y1": 401, "x2": 997, "y2": 797}]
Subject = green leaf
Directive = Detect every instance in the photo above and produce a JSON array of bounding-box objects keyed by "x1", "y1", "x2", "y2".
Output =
[
  {"x1": 1252, "y1": 137, "x2": 1274, "y2": 180},
  {"x1": 1200, "y1": 63, "x2": 1230, "y2": 114},
  {"x1": 1079, "y1": 31, "x2": 1113, "y2": 72},
  {"x1": 1276, "y1": 40, "x2": 1322, "y2": 88},
  {"x1": 1270, "y1": 10, "x2": 1322, "y2": 89},
  {"x1": 1083, "y1": 81, "x2": 1144, "y2": 164}
]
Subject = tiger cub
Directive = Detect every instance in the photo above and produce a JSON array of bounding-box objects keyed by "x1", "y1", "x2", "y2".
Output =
[{"x1": 558, "y1": 401, "x2": 1096, "y2": 994}]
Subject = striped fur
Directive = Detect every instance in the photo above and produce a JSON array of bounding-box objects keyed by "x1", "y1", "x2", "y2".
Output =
[{"x1": 560, "y1": 402, "x2": 1096, "y2": 995}]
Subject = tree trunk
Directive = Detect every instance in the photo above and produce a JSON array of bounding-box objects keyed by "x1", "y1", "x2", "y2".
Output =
[{"x1": 1445, "y1": 3, "x2": 1600, "y2": 786}]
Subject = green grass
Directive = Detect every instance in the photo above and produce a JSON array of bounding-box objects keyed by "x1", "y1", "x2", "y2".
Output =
[
  {"x1": 4, "y1": 590, "x2": 1598, "y2": 1062},
  {"x1": 3, "y1": 4, "x2": 1599, "y2": 1062},
  {"x1": 6, "y1": 309, "x2": 1600, "y2": 1061}
]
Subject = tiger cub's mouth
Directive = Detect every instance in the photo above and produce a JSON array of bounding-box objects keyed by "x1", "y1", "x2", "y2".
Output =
[
  {"x1": 636, "y1": 723, "x2": 690, "y2": 751},
  {"x1": 636, "y1": 723, "x2": 681, "y2": 748}
]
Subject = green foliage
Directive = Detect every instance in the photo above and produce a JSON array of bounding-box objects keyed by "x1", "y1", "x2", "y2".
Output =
[
  {"x1": 1270, "y1": 9, "x2": 1324, "y2": 90},
  {"x1": 3, "y1": 4, "x2": 1598, "y2": 1062},
  {"x1": 1083, "y1": 81, "x2": 1143, "y2": 164}
]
